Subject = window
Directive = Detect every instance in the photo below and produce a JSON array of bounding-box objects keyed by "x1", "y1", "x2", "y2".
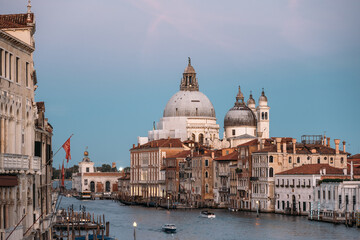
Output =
[
  {"x1": 341, "y1": 157, "x2": 344, "y2": 164},
  {"x1": 297, "y1": 157, "x2": 300, "y2": 163},
  {"x1": 339, "y1": 195, "x2": 342, "y2": 209},
  {"x1": 289, "y1": 157, "x2": 292, "y2": 163},
  {"x1": 277, "y1": 200, "x2": 279, "y2": 209},
  {"x1": 232, "y1": 129, "x2": 235, "y2": 136},
  {"x1": 86, "y1": 167, "x2": 90, "y2": 172},
  {"x1": 106, "y1": 181, "x2": 111, "y2": 192},
  {"x1": 265, "y1": 112, "x2": 268, "y2": 120},
  {"x1": 9, "y1": 53, "x2": 12, "y2": 80},
  {"x1": 330, "y1": 157, "x2": 333, "y2": 164},
  {"x1": 15, "y1": 57, "x2": 19, "y2": 83},
  {"x1": 205, "y1": 171, "x2": 208, "y2": 178},
  {"x1": 196, "y1": 108, "x2": 198, "y2": 116},
  {"x1": 205, "y1": 159, "x2": 209, "y2": 167},
  {"x1": 26, "y1": 62, "x2": 29, "y2": 87},
  {"x1": 262, "y1": 112, "x2": 264, "y2": 120},
  {"x1": 84, "y1": 179, "x2": 88, "y2": 185},
  {"x1": 323, "y1": 190, "x2": 325, "y2": 200},
  {"x1": 0, "y1": 49, "x2": 2, "y2": 76},
  {"x1": 318, "y1": 190, "x2": 320, "y2": 199},
  {"x1": 269, "y1": 167, "x2": 273, "y2": 177},
  {"x1": 303, "y1": 202, "x2": 306, "y2": 211},
  {"x1": 317, "y1": 157, "x2": 320, "y2": 164},
  {"x1": 282, "y1": 201, "x2": 285, "y2": 210},
  {"x1": 269, "y1": 156, "x2": 273, "y2": 163},
  {"x1": 4, "y1": 51, "x2": 8, "y2": 78},
  {"x1": 328, "y1": 191, "x2": 331, "y2": 200},
  {"x1": 205, "y1": 184, "x2": 209, "y2": 193}
]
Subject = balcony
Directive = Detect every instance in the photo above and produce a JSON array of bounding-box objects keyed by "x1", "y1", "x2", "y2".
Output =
[
  {"x1": 250, "y1": 177, "x2": 259, "y2": 181},
  {"x1": 0, "y1": 153, "x2": 30, "y2": 172},
  {"x1": 32, "y1": 156, "x2": 41, "y2": 171},
  {"x1": 219, "y1": 172, "x2": 230, "y2": 177},
  {"x1": 219, "y1": 187, "x2": 230, "y2": 192}
]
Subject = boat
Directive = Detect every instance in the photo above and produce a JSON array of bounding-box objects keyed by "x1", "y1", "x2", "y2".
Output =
[
  {"x1": 78, "y1": 191, "x2": 92, "y2": 200},
  {"x1": 162, "y1": 224, "x2": 177, "y2": 233},
  {"x1": 200, "y1": 210, "x2": 216, "y2": 218}
]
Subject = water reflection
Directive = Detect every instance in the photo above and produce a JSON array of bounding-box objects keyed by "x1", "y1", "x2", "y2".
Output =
[{"x1": 57, "y1": 197, "x2": 359, "y2": 240}]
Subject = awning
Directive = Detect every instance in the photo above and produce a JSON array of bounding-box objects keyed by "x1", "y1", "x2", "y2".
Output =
[{"x1": 0, "y1": 175, "x2": 18, "y2": 187}]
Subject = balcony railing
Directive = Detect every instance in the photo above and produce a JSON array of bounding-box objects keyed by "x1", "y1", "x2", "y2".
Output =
[
  {"x1": 219, "y1": 187, "x2": 230, "y2": 192},
  {"x1": 219, "y1": 172, "x2": 230, "y2": 177},
  {"x1": 32, "y1": 156, "x2": 41, "y2": 171},
  {"x1": 0, "y1": 153, "x2": 29, "y2": 171}
]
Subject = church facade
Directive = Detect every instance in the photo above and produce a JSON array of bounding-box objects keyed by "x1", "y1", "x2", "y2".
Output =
[{"x1": 138, "y1": 59, "x2": 270, "y2": 149}]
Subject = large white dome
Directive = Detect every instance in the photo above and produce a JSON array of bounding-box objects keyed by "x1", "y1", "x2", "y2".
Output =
[{"x1": 163, "y1": 91, "x2": 216, "y2": 118}]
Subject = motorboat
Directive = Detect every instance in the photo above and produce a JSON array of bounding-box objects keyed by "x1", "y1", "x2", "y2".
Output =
[
  {"x1": 200, "y1": 210, "x2": 216, "y2": 218},
  {"x1": 162, "y1": 224, "x2": 177, "y2": 233}
]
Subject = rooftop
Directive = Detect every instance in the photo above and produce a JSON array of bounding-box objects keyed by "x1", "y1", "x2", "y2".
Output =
[
  {"x1": 276, "y1": 164, "x2": 344, "y2": 175},
  {"x1": 0, "y1": 13, "x2": 34, "y2": 29},
  {"x1": 131, "y1": 138, "x2": 183, "y2": 150}
]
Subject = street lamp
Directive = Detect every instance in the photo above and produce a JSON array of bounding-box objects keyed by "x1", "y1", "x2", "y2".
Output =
[
  {"x1": 256, "y1": 201, "x2": 259, "y2": 217},
  {"x1": 167, "y1": 196, "x2": 170, "y2": 210},
  {"x1": 133, "y1": 222, "x2": 137, "y2": 240}
]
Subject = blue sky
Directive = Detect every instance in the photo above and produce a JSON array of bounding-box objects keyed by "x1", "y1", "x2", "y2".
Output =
[{"x1": 1, "y1": 0, "x2": 360, "y2": 169}]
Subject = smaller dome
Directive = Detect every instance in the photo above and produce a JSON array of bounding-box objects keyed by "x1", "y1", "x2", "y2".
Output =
[
  {"x1": 224, "y1": 86, "x2": 257, "y2": 127},
  {"x1": 247, "y1": 91, "x2": 255, "y2": 105},
  {"x1": 259, "y1": 88, "x2": 267, "y2": 102},
  {"x1": 84, "y1": 151, "x2": 89, "y2": 156}
]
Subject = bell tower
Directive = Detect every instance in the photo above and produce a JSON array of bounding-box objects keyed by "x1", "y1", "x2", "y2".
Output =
[{"x1": 180, "y1": 57, "x2": 199, "y2": 91}]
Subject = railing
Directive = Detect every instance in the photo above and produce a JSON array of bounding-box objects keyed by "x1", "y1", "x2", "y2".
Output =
[
  {"x1": 250, "y1": 177, "x2": 259, "y2": 181},
  {"x1": 0, "y1": 153, "x2": 29, "y2": 171},
  {"x1": 219, "y1": 172, "x2": 230, "y2": 177},
  {"x1": 32, "y1": 156, "x2": 41, "y2": 171}
]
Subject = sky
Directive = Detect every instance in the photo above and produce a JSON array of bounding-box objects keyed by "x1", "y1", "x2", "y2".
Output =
[{"x1": 1, "y1": 0, "x2": 360, "y2": 169}]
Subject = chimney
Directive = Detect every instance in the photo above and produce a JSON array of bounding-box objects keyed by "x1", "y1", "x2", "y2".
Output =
[
  {"x1": 133, "y1": 144, "x2": 135, "y2": 148},
  {"x1": 276, "y1": 138, "x2": 282, "y2": 153},
  {"x1": 292, "y1": 138, "x2": 296, "y2": 154},
  {"x1": 334, "y1": 139, "x2": 340, "y2": 154},
  {"x1": 112, "y1": 162, "x2": 116, "y2": 169},
  {"x1": 261, "y1": 139, "x2": 265, "y2": 150},
  {"x1": 327, "y1": 137, "x2": 330, "y2": 147},
  {"x1": 342, "y1": 141, "x2": 346, "y2": 153},
  {"x1": 137, "y1": 143, "x2": 140, "y2": 147},
  {"x1": 282, "y1": 141, "x2": 287, "y2": 154},
  {"x1": 323, "y1": 136, "x2": 327, "y2": 146}
]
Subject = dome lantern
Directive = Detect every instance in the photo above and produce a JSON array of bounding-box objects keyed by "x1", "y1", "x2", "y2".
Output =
[{"x1": 180, "y1": 57, "x2": 199, "y2": 91}]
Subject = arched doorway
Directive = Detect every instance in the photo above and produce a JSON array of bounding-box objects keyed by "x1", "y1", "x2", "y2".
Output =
[
  {"x1": 90, "y1": 181, "x2": 95, "y2": 192},
  {"x1": 105, "y1": 181, "x2": 111, "y2": 192}
]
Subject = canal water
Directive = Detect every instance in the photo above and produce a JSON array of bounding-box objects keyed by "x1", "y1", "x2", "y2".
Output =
[{"x1": 57, "y1": 196, "x2": 360, "y2": 240}]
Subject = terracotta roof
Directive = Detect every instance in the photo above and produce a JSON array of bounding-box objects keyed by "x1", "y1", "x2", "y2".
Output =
[
  {"x1": 119, "y1": 174, "x2": 130, "y2": 180},
  {"x1": 83, "y1": 172, "x2": 123, "y2": 177},
  {"x1": 167, "y1": 150, "x2": 191, "y2": 158},
  {"x1": 254, "y1": 143, "x2": 348, "y2": 155},
  {"x1": 0, "y1": 13, "x2": 34, "y2": 29},
  {"x1": 276, "y1": 164, "x2": 344, "y2": 175},
  {"x1": 349, "y1": 154, "x2": 360, "y2": 160},
  {"x1": 131, "y1": 138, "x2": 183, "y2": 150},
  {"x1": 214, "y1": 151, "x2": 238, "y2": 161},
  {"x1": 237, "y1": 139, "x2": 258, "y2": 147}
]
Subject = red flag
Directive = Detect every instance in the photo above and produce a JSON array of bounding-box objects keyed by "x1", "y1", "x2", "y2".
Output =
[
  {"x1": 62, "y1": 136, "x2": 72, "y2": 163},
  {"x1": 61, "y1": 160, "x2": 65, "y2": 187}
]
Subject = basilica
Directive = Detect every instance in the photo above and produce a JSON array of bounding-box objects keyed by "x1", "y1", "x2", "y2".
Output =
[{"x1": 138, "y1": 58, "x2": 270, "y2": 148}]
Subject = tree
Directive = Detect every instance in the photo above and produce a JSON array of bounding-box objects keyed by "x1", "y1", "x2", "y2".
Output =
[{"x1": 100, "y1": 164, "x2": 112, "y2": 172}]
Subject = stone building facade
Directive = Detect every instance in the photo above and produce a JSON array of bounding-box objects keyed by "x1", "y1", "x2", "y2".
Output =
[
  {"x1": 130, "y1": 138, "x2": 184, "y2": 199},
  {"x1": 0, "y1": 5, "x2": 53, "y2": 240}
]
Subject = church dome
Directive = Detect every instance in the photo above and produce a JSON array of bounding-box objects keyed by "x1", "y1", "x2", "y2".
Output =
[
  {"x1": 163, "y1": 91, "x2": 216, "y2": 118},
  {"x1": 224, "y1": 86, "x2": 257, "y2": 127}
]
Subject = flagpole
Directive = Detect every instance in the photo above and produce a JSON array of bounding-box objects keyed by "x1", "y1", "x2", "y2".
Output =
[{"x1": 53, "y1": 134, "x2": 74, "y2": 158}]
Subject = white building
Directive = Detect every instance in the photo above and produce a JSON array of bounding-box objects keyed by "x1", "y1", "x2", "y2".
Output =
[
  {"x1": 313, "y1": 180, "x2": 360, "y2": 214},
  {"x1": 140, "y1": 58, "x2": 220, "y2": 146},
  {"x1": 275, "y1": 164, "x2": 344, "y2": 215},
  {"x1": 72, "y1": 150, "x2": 122, "y2": 193}
]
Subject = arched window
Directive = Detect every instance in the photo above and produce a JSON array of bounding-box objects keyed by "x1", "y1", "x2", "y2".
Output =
[
  {"x1": 297, "y1": 157, "x2": 300, "y2": 163},
  {"x1": 105, "y1": 181, "x2": 111, "y2": 192},
  {"x1": 205, "y1": 184, "x2": 209, "y2": 193},
  {"x1": 269, "y1": 156, "x2": 273, "y2": 163},
  {"x1": 205, "y1": 171, "x2": 208, "y2": 178},
  {"x1": 265, "y1": 112, "x2": 268, "y2": 120},
  {"x1": 205, "y1": 159, "x2": 209, "y2": 167},
  {"x1": 269, "y1": 167, "x2": 274, "y2": 177},
  {"x1": 199, "y1": 134, "x2": 204, "y2": 145},
  {"x1": 192, "y1": 133, "x2": 195, "y2": 142},
  {"x1": 289, "y1": 157, "x2": 292, "y2": 163},
  {"x1": 90, "y1": 181, "x2": 95, "y2": 192},
  {"x1": 262, "y1": 112, "x2": 265, "y2": 120}
]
